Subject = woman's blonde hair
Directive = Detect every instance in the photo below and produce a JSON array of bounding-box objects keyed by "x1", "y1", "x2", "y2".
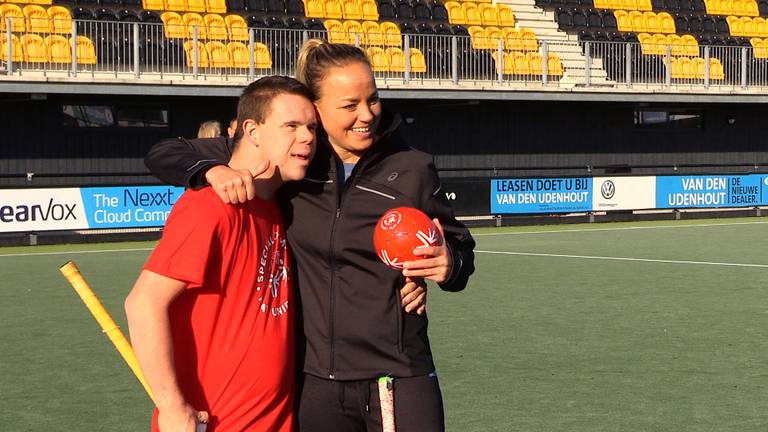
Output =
[
  {"x1": 197, "y1": 120, "x2": 221, "y2": 138},
  {"x1": 295, "y1": 39, "x2": 372, "y2": 99}
]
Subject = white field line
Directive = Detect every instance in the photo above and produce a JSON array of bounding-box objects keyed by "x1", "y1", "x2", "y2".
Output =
[
  {"x1": 476, "y1": 250, "x2": 768, "y2": 269},
  {"x1": 0, "y1": 248, "x2": 153, "y2": 258},
  {"x1": 472, "y1": 221, "x2": 768, "y2": 237}
]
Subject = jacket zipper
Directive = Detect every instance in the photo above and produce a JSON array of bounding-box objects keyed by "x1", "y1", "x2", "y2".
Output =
[
  {"x1": 328, "y1": 201, "x2": 341, "y2": 380},
  {"x1": 396, "y1": 285, "x2": 404, "y2": 353}
]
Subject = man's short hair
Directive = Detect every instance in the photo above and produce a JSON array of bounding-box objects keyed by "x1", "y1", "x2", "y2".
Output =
[{"x1": 234, "y1": 76, "x2": 314, "y2": 144}]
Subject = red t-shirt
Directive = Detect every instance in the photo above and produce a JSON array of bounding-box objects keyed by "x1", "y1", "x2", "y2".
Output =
[{"x1": 143, "y1": 187, "x2": 294, "y2": 432}]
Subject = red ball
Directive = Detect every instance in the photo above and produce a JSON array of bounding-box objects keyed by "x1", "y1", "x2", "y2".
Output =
[{"x1": 373, "y1": 207, "x2": 444, "y2": 270}]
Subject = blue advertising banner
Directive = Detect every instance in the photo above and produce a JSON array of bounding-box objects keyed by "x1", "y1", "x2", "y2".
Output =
[
  {"x1": 655, "y1": 175, "x2": 765, "y2": 209},
  {"x1": 491, "y1": 178, "x2": 592, "y2": 214},
  {"x1": 80, "y1": 185, "x2": 184, "y2": 228}
]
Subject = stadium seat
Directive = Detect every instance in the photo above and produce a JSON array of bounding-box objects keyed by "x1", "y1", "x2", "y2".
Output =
[
  {"x1": 644, "y1": 12, "x2": 660, "y2": 33},
  {"x1": 206, "y1": 40, "x2": 232, "y2": 67},
  {"x1": 254, "y1": 41, "x2": 271, "y2": 67},
  {"x1": 345, "y1": 20, "x2": 365, "y2": 44},
  {"x1": 463, "y1": 2, "x2": 481, "y2": 25},
  {"x1": 623, "y1": 0, "x2": 639, "y2": 10},
  {"x1": 754, "y1": 17, "x2": 768, "y2": 36},
  {"x1": 1, "y1": 4, "x2": 26, "y2": 33},
  {"x1": 364, "y1": 20, "x2": 384, "y2": 45},
  {"x1": 727, "y1": 15, "x2": 743, "y2": 35},
  {"x1": 184, "y1": 13, "x2": 207, "y2": 38},
  {"x1": 681, "y1": 34, "x2": 698, "y2": 55},
  {"x1": 140, "y1": 10, "x2": 162, "y2": 22},
  {"x1": 520, "y1": 28, "x2": 537, "y2": 51},
  {"x1": 547, "y1": 53, "x2": 563, "y2": 75},
  {"x1": 386, "y1": 46, "x2": 405, "y2": 71},
  {"x1": 745, "y1": 0, "x2": 759, "y2": 15},
  {"x1": 396, "y1": 0, "x2": 414, "y2": 20},
  {"x1": 205, "y1": 14, "x2": 228, "y2": 39},
  {"x1": 666, "y1": 33, "x2": 683, "y2": 55},
  {"x1": 0, "y1": 34, "x2": 23, "y2": 63},
  {"x1": 503, "y1": 27, "x2": 523, "y2": 50},
  {"x1": 638, "y1": 0, "x2": 653, "y2": 10},
  {"x1": 342, "y1": 0, "x2": 363, "y2": 19},
  {"x1": 638, "y1": 32, "x2": 654, "y2": 54},
  {"x1": 286, "y1": 0, "x2": 305, "y2": 15},
  {"x1": 652, "y1": 32, "x2": 669, "y2": 53},
  {"x1": 741, "y1": 16, "x2": 755, "y2": 35},
  {"x1": 23, "y1": 5, "x2": 49, "y2": 33},
  {"x1": 361, "y1": 0, "x2": 378, "y2": 19},
  {"x1": 72, "y1": 7, "x2": 95, "y2": 21},
  {"x1": 445, "y1": 1, "x2": 465, "y2": 24},
  {"x1": 413, "y1": 0, "x2": 431, "y2": 20},
  {"x1": 485, "y1": 26, "x2": 503, "y2": 50},
  {"x1": 431, "y1": 0, "x2": 447, "y2": 21},
  {"x1": 678, "y1": 56, "x2": 694, "y2": 77},
  {"x1": 226, "y1": 14, "x2": 249, "y2": 40},
  {"x1": 366, "y1": 46, "x2": 388, "y2": 70},
  {"x1": 247, "y1": 0, "x2": 267, "y2": 12},
  {"x1": 491, "y1": 50, "x2": 512, "y2": 74},
  {"x1": 48, "y1": 6, "x2": 72, "y2": 34},
  {"x1": 267, "y1": 0, "x2": 286, "y2": 13},
  {"x1": 228, "y1": 41, "x2": 249, "y2": 67},
  {"x1": 184, "y1": 40, "x2": 210, "y2": 66},
  {"x1": 162, "y1": 12, "x2": 187, "y2": 38},
  {"x1": 708, "y1": 57, "x2": 724, "y2": 78},
  {"x1": 479, "y1": 3, "x2": 498, "y2": 26},
  {"x1": 165, "y1": 0, "x2": 188, "y2": 11},
  {"x1": 381, "y1": 21, "x2": 401, "y2": 46},
  {"x1": 21, "y1": 34, "x2": 48, "y2": 63},
  {"x1": 73, "y1": 35, "x2": 96, "y2": 64},
  {"x1": 749, "y1": 36, "x2": 766, "y2": 56},
  {"x1": 659, "y1": 12, "x2": 675, "y2": 32},
  {"x1": 510, "y1": 51, "x2": 529, "y2": 74},
  {"x1": 30, "y1": 0, "x2": 53, "y2": 5},
  {"x1": 324, "y1": 19, "x2": 349, "y2": 43},
  {"x1": 143, "y1": 0, "x2": 165, "y2": 8},
  {"x1": 497, "y1": 4, "x2": 514, "y2": 27},
  {"x1": 304, "y1": 0, "x2": 325, "y2": 17},
  {"x1": 409, "y1": 47, "x2": 426, "y2": 72},
  {"x1": 629, "y1": 11, "x2": 644, "y2": 32},
  {"x1": 207, "y1": 0, "x2": 227, "y2": 12},
  {"x1": 45, "y1": 34, "x2": 70, "y2": 63},
  {"x1": 614, "y1": 10, "x2": 631, "y2": 32},
  {"x1": 527, "y1": 52, "x2": 542, "y2": 75},
  {"x1": 325, "y1": 0, "x2": 343, "y2": 18},
  {"x1": 469, "y1": 25, "x2": 488, "y2": 49}
]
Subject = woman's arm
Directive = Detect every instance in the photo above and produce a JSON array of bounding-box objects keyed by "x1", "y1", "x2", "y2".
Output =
[{"x1": 145, "y1": 136, "x2": 233, "y2": 189}]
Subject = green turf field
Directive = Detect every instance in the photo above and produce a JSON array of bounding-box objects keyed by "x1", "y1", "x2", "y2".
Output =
[{"x1": 2, "y1": 218, "x2": 768, "y2": 431}]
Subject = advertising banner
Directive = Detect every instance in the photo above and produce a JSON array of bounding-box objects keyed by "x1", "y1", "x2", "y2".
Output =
[
  {"x1": 592, "y1": 176, "x2": 656, "y2": 211},
  {"x1": 655, "y1": 175, "x2": 764, "y2": 209},
  {"x1": 440, "y1": 179, "x2": 490, "y2": 216},
  {"x1": 0, "y1": 185, "x2": 184, "y2": 233},
  {"x1": 491, "y1": 178, "x2": 592, "y2": 214}
]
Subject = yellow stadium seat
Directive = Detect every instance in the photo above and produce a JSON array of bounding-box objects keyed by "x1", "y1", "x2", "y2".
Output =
[
  {"x1": 754, "y1": 17, "x2": 767, "y2": 36},
  {"x1": 727, "y1": 15, "x2": 743, "y2": 35},
  {"x1": 680, "y1": 57, "x2": 695, "y2": 78},
  {"x1": 637, "y1": 0, "x2": 652, "y2": 10},
  {"x1": 361, "y1": 0, "x2": 378, "y2": 20},
  {"x1": 143, "y1": 0, "x2": 165, "y2": 10},
  {"x1": 4, "y1": 0, "x2": 26, "y2": 4},
  {"x1": 717, "y1": 0, "x2": 731, "y2": 13},
  {"x1": 73, "y1": 35, "x2": 96, "y2": 64},
  {"x1": 206, "y1": 0, "x2": 227, "y2": 13},
  {"x1": 48, "y1": 6, "x2": 72, "y2": 34},
  {"x1": 409, "y1": 47, "x2": 426, "y2": 73},
  {"x1": 23, "y1": 5, "x2": 49, "y2": 33},
  {"x1": 226, "y1": 14, "x2": 249, "y2": 40},
  {"x1": 205, "y1": 14, "x2": 228, "y2": 40},
  {"x1": 479, "y1": 3, "x2": 498, "y2": 26},
  {"x1": 184, "y1": 13, "x2": 207, "y2": 39},
  {"x1": 614, "y1": 10, "x2": 631, "y2": 32},
  {"x1": 731, "y1": 0, "x2": 745, "y2": 15},
  {"x1": 445, "y1": 1, "x2": 465, "y2": 24},
  {"x1": 741, "y1": 16, "x2": 756, "y2": 36},
  {"x1": 468, "y1": 25, "x2": 488, "y2": 49},
  {"x1": 485, "y1": 26, "x2": 502, "y2": 50},
  {"x1": 254, "y1": 42, "x2": 271, "y2": 68},
  {"x1": 609, "y1": 0, "x2": 623, "y2": 9},
  {"x1": 1, "y1": 4, "x2": 25, "y2": 33},
  {"x1": 184, "y1": 40, "x2": 210, "y2": 67},
  {"x1": 593, "y1": 0, "x2": 609, "y2": 8},
  {"x1": 22, "y1": 34, "x2": 47, "y2": 62},
  {"x1": 345, "y1": 20, "x2": 365, "y2": 44},
  {"x1": 30, "y1": 0, "x2": 53, "y2": 4},
  {"x1": 497, "y1": 4, "x2": 514, "y2": 27},
  {"x1": 666, "y1": 34, "x2": 685, "y2": 56},
  {"x1": 502, "y1": 27, "x2": 522, "y2": 50},
  {"x1": 386, "y1": 47, "x2": 405, "y2": 71},
  {"x1": 527, "y1": 52, "x2": 542, "y2": 75},
  {"x1": 547, "y1": 53, "x2": 563, "y2": 76},
  {"x1": 0, "y1": 34, "x2": 23, "y2": 63},
  {"x1": 629, "y1": 10, "x2": 645, "y2": 32},
  {"x1": 343, "y1": 0, "x2": 363, "y2": 19},
  {"x1": 750, "y1": 37, "x2": 767, "y2": 57},
  {"x1": 324, "y1": 19, "x2": 349, "y2": 43},
  {"x1": 693, "y1": 56, "x2": 705, "y2": 77},
  {"x1": 709, "y1": 57, "x2": 725, "y2": 79},
  {"x1": 681, "y1": 34, "x2": 698, "y2": 56},
  {"x1": 305, "y1": 0, "x2": 325, "y2": 17},
  {"x1": 745, "y1": 0, "x2": 759, "y2": 15},
  {"x1": 704, "y1": 0, "x2": 718, "y2": 13},
  {"x1": 667, "y1": 57, "x2": 682, "y2": 78},
  {"x1": 325, "y1": 0, "x2": 343, "y2": 18},
  {"x1": 653, "y1": 33, "x2": 669, "y2": 55},
  {"x1": 162, "y1": 12, "x2": 186, "y2": 38},
  {"x1": 45, "y1": 34, "x2": 70, "y2": 63},
  {"x1": 520, "y1": 28, "x2": 537, "y2": 51},
  {"x1": 637, "y1": 32, "x2": 654, "y2": 54},
  {"x1": 363, "y1": 21, "x2": 383, "y2": 46},
  {"x1": 206, "y1": 41, "x2": 231, "y2": 67},
  {"x1": 462, "y1": 2, "x2": 481, "y2": 25},
  {"x1": 511, "y1": 51, "x2": 530, "y2": 75},
  {"x1": 366, "y1": 46, "x2": 389, "y2": 71},
  {"x1": 165, "y1": 0, "x2": 187, "y2": 11},
  {"x1": 188, "y1": 0, "x2": 207, "y2": 12},
  {"x1": 658, "y1": 11, "x2": 675, "y2": 33},
  {"x1": 622, "y1": 0, "x2": 638, "y2": 10},
  {"x1": 381, "y1": 21, "x2": 401, "y2": 46},
  {"x1": 228, "y1": 41, "x2": 249, "y2": 67},
  {"x1": 644, "y1": 12, "x2": 661, "y2": 33},
  {"x1": 491, "y1": 51, "x2": 513, "y2": 74}
]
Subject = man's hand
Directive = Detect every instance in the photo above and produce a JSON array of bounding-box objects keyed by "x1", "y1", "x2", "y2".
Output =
[
  {"x1": 400, "y1": 276, "x2": 427, "y2": 315},
  {"x1": 158, "y1": 402, "x2": 208, "y2": 432},
  {"x1": 204, "y1": 160, "x2": 269, "y2": 204},
  {"x1": 402, "y1": 219, "x2": 452, "y2": 284}
]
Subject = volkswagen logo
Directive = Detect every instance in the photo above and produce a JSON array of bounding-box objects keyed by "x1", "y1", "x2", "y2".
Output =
[{"x1": 601, "y1": 180, "x2": 616, "y2": 199}]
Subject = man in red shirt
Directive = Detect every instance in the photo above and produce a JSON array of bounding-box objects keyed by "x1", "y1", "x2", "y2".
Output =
[{"x1": 125, "y1": 76, "x2": 317, "y2": 432}]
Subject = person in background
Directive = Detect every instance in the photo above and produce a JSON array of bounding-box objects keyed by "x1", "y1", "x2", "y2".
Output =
[
  {"x1": 227, "y1": 118, "x2": 238, "y2": 138},
  {"x1": 197, "y1": 120, "x2": 221, "y2": 138}
]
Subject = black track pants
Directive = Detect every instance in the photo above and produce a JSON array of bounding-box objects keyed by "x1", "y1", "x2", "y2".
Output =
[{"x1": 297, "y1": 372, "x2": 445, "y2": 432}]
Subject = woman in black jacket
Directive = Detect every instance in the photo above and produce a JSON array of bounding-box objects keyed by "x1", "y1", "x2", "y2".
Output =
[{"x1": 145, "y1": 39, "x2": 475, "y2": 432}]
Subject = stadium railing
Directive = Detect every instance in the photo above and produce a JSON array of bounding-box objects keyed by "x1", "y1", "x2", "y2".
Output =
[{"x1": 4, "y1": 18, "x2": 768, "y2": 92}]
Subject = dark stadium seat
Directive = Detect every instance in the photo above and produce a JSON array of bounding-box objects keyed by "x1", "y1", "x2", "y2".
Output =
[
  {"x1": 692, "y1": 0, "x2": 706, "y2": 12},
  {"x1": 674, "y1": 15, "x2": 688, "y2": 32},
  {"x1": 416, "y1": 22, "x2": 434, "y2": 33},
  {"x1": 123, "y1": 0, "x2": 141, "y2": 7},
  {"x1": 431, "y1": 1, "x2": 447, "y2": 22},
  {"x1": 139, "y1": 10, "x2": 161, "y2": 23},
  {"x1": 399, "y1": 21, "x2": 416, "y2": 34},
  {"x1": 266, "y1": 0, "x2": 286, "y2": 14},
  {"x1": 304, "y1": 18, "x2": 324, "y2": 30},
  {"x1": 226, "y1": 0, "x2": 246, "y2": 11},
  {"x1": 264, "y1": 15, "x2": 286, "y2": 28},
  {"x1": 451, "y1": 24, "x2": 467, "y2": 35},
  {"x1": 72, "y1": 6, "x2": 95, "y2": 20},
  {"x1": 571, "y1": 9, "x2": 587, "y2": 29},
  {"x1": 285, "y1": 16, "x2": 304, "y2": 28},
  {"x1": 247, "y1": 0, "x2": 268, "y2": 13},
  {"x1": 434, "y1": 22, "x2": 450, "y2": 34},
  {"x1": 101, "y1": 0, "x2": 122, "y2": 7},
  {"x1": 377, "y1": 0, "x2": 397, "y2": 19},
  {"x1": 701, "y1": 15, "x2": 715, "y2": 33},
  {"x1": 714, "y1": 16, "x2": 728, "y2": 34},
  {"x1": 76, "y1": 0, "x2": 99, "y2": 7},
  {"x1": 414, "y1": 0, "x2": 432, "y2": 21},
  {"x1": 688, "y1": 15, "x2": 702, "y2": 33},
  {"x1": 601, "y1": 10, "x2": 616, "y2": 28},
  {"x1": 586, "y1": 9, "x2": 601, "y2": 28},
  {"x1": 94, "y1": 8, "x2": 118, "y2": 21},
  {"x1": 286, "y1": 0, "x2": 304, "y2": 16},
  {"x1": 556, "y1": 8, "x2": 572, "y2": 27},
  {"x1": 397, "y1": 0, "x2": 415, "y2": 20}
]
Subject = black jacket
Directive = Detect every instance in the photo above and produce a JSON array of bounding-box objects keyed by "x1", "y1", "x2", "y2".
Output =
[{"x1": 145, "y1": 114, "x2": 475, "y2": 380}]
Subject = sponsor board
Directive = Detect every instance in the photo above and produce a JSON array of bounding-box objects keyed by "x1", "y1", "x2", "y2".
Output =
[
  {"x1": 0, "y1": 186, "x2": 184, "y2": 233},
  {"x1": 656, "y1": 175, "x2": 765, "y2": 209},
  {"x1": 491, "y1": 178, "x2": 592, "y2": 214},
  {"x1": 592, "y1": 176, "x2": 656, "y2": 211}
]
